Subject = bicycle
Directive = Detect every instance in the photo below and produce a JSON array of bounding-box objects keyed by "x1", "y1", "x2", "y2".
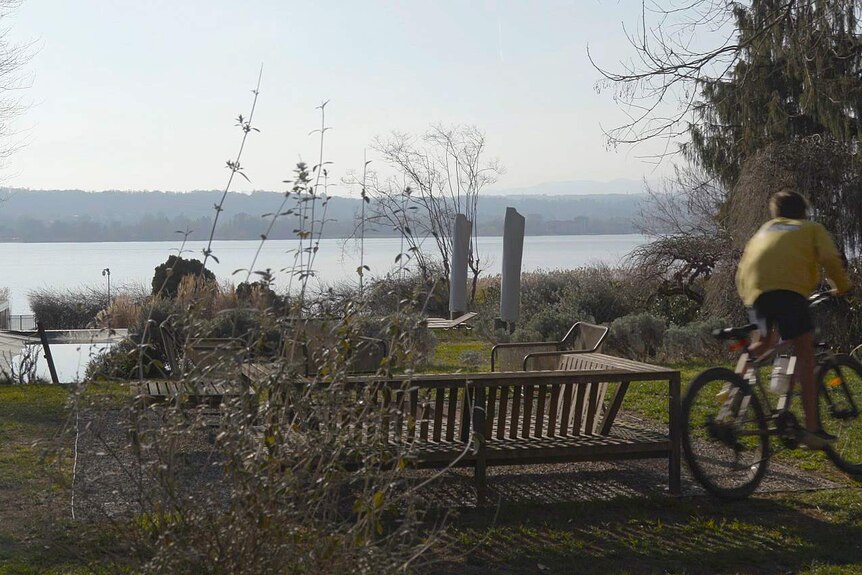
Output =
[{"x1": 681, "y1": 291, "x2": 862, "y2": 500}]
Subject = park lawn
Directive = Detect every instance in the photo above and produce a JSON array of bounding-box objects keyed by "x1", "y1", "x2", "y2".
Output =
[
  {"x1": 436, "y1": 488, "x2": 862, "y2": 574},
  {"x1": 0, "y1": 384, "x2": 129, "y2": 574},
  {"x1": 0, "y1": 353, "x2": 860, "y2": 574},
  {"x1": 425, "y1": 330, "x2": 493, "y2": 373}
]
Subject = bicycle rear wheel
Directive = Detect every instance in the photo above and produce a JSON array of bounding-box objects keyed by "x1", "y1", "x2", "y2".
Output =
[
  {"x1": 817, "y1": 354, "x2": 862, "y2": 475},
  {"x1": 682, "y1": 367, "x2": 770, "y2": 500}
]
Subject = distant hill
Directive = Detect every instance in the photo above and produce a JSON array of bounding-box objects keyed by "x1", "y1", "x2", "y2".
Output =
[{"x1": 0, "y1": 188, "x2": 648, "y2": 242}]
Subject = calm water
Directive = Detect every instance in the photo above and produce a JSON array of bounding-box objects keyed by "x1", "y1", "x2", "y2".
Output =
[
  {"x1": 16, "y1": 343, "x2": 110, "y2": 383},
  {"x1": 0, "y1": 235, "x2": 647, "y2": 314}
]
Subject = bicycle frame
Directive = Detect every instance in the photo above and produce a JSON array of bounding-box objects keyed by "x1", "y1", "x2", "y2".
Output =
[{"x1": 733, "y1": 326, "x2": 845, "y2": 439}]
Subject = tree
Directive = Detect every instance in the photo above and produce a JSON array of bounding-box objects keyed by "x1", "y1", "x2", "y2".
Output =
[
  {"x1": 601, "y1": 1, "x2": 862, "y2": 318},
  {"x1": 0, "y1": 1, "x2": 31, "y2": 174},
  {"x1": 152, "y1": 255, "x2": 215, "y2": 298},
  {"x1": 629, "y1": 164, "x2": 730, "y2": 308},
  {"x1": 593, "y1": 1, "x2": 861, "y2": 157},
  {"x1": 367, "y1": 125, "x2": 501, "y2": 304}
]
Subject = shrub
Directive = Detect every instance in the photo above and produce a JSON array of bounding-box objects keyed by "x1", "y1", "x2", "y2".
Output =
[
  {"x1": 661, "y1": 319, "x2": 728, "y2": 362},
  {"x1": 97, "y1": 294, "x2": 142, "y2": 329},
  {"x1": 606, "y1": 313, "x2": 667, "y2": 360},
  {"x1": 510, "y1": 328, "x2": 543, "y2": 343},
  {"x1": 152, "y1": 255, "x2": 215, "y2": 298},
  {"x1": 459, "y1": 349, "x2": 484, "y2": 367},
  {"x1": 474, "y1": 266, "x2": 642, "y2": 342},
  {"x1": 29, "y1": 285, "x2": 108, "y2": 329},
  {"x1": 85, "y1": 337, "x2": 167, "y2": 380},
  {"x1": 523, "y1": 308, "x2": 574, "y2": 342}
]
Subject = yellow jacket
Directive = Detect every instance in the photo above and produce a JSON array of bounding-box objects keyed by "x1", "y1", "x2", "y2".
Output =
[{"x1": 736, "y1": 218, "x2": 852, "y2": 306}]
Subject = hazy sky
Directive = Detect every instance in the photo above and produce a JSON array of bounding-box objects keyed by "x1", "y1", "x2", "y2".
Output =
[{"x1": 2, "y1": 0, "x2": 679, "y2": 193}]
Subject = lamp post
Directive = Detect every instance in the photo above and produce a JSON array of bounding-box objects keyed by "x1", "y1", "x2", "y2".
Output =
[{"x1": 102, "y1": 267, "x2": 111, "y2": 308}]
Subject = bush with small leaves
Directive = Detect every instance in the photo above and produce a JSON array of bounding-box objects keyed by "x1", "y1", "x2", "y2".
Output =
[
  {"x1": 152, "y1": 255, "x2": 215, "y2": 298},
  {"x1": 661, "y1": 319, "x2": 728, "y2": 361},
  {"x1": 606, "y1": 313, "x2": 667, "y2": 360}
]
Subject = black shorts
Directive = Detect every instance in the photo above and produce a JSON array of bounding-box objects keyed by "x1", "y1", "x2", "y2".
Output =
[{"x1": 747, "y1": 290, "x2": 814, "y2": 340}]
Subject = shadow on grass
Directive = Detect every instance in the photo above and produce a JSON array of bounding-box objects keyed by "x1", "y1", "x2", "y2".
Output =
[
  {"x1": 0, "y1": 518, "x2": 134, "y2": 574},
  {"x1": 427, "y1": 492, "x2": 862, "y2": 574}
]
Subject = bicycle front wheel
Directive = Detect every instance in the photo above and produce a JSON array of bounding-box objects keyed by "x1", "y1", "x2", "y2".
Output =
[
  {"x1": 682, "y1": 367, "x2": 770, "y2": 500},
  {"x1": 817, "y1": 354, "x2": 862, "y2": 476}
]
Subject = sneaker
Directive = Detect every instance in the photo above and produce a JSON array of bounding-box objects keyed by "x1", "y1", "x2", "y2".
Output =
[{"x1": 799, "y1": 429, "x2": 838, "y2": 450}]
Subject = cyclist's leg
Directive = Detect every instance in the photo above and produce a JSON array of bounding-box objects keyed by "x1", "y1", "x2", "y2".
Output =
[
  {"x1": 746, "y1": 302, "x2": 777, "y2": 359},
  {"x1": 790, "y1": 330, "x2": 818, "y2": 432},
  {"x1": 749, "y1": 328, "x2": 778, "y2": 359}
]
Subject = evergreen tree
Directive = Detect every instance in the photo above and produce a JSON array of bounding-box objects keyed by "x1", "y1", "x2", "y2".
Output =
[{"x1": 687, "y1": 1, "x2": 862, "y2": 189}]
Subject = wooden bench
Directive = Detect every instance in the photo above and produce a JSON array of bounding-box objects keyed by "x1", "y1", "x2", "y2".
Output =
[
  {"x1": 344, "y1": 352, "x2": 680, "y2": 502},
  {"x1": 425, "y1": 312, "x2": 478, "y2": 330},
  {"x1": 135, "y1": 337, "x2": 247, "y2": 405},
  {"x1": 490, "y1": 321, "x2": 609, "y2": 372}
]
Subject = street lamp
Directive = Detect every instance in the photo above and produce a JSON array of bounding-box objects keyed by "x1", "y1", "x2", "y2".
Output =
[{"x1": 102, "y1": 268, "x2": 111, "y2": 308}]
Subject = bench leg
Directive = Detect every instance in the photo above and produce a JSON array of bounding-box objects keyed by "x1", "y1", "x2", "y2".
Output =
[{"x1": 475, "y1": 456, "x2": 487, "y2": 504}]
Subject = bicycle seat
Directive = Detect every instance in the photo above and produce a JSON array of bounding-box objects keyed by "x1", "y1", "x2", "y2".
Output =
[{"x1": 712, "y1": 323, "x2": 758, "y2": 341}]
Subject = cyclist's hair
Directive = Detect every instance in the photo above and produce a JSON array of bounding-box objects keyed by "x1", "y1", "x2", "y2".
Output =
[{"x1": 769, "y1": 189, "x2": 808, "y2": 219}]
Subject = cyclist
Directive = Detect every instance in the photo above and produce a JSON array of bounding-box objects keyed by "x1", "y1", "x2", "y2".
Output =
[{"x1": 736, "y1": 189, "x2": 852, "y2": 449}]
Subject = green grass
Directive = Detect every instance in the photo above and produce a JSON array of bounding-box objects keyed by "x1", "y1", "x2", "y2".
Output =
[
  {"x1": 0, "y1": 384, "x2": 130, "y2": 574},
  {"x1": 438, "y1": 488, "x2": 862, "y2": 574},
  {"x1": 3, "y1": 349, "x2": 862, "y2": 574},
  {"x1": 418, "y1": 348, "x2": 862, "y2": 573},
  {"x1": 424, "y1": 333, "x2": 492, "y2": 373}
]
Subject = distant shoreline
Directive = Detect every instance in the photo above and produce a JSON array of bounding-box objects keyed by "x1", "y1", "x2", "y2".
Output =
[{"x1": 0, "y1": 231, "x2": 645, "y2": 244}]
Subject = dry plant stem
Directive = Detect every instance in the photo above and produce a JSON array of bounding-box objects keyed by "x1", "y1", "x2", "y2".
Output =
[
  {"x1": 299, "y1": 101, "x2": 331, "y2": 305},
  {"x1": 357, "y1": 150, "x2": 370, "y2": 295},
  {"x1": 201, "y1": 65, "x2": 263, "y2": 270}
]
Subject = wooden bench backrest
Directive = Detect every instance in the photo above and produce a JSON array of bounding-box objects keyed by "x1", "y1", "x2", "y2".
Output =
[
  {"x1": 564, "y1": 322, "x2": 609, "y2": 354},
  {"x1": 284, "y1": 319, "x2": 386, "y2": 374},
  {"x1": 491, "y1": 321, "x2": 609, "y2": 372},
  {"x1": 482, "y1": 377, "x2": 607, "y2": 439},
  {"x1": 495, "y1": 343, "x2": 563, "y2": 372},
  {"x1": 357, "y1": 376, "x2": 611, "y2": 445},
  {"x1": 185, "y1": 338, "x2": 246, "y2": 380}
]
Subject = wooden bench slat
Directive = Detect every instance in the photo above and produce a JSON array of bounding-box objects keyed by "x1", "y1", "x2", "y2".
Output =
[
  {"x1": 522, "y1": 385, "x2": 534, "y2": 438},
  {"x1": 382, "y1": 387, "x2": 392, "y2": 441},
  {"x1": 535, "y1": 385, "x2": 547, "y2": 438},
  {"x1": 547, "y1": 384, "x2": 560, "y2": 437},
  {"x1": 559, "y1": 383, "x2": 574, "y2": 436},
  {"x1": 460, "y1": 387, "x2": 472, "y2": 443},
  {"x1": 486, "y1": 386, "x2": 497, "y2": 437},
  {"x1": 409, "y1": 389, "x2": 419, "y2": 440},
  {"x1": 420, "y1": 401, "x2": 431, "y2": 441},
  {"x1": 446, "y1": 387, "x2": 458, "y2": 442},
  {"x1": 509, "y1": 387, "x2": 522, "y2": 440},
  {"x1": 394, "y1": 390, "x2": 405, "y2": 443},
  {"x1": 496, "y1": 387, "x2": 509, "y2": 440},
  {"x1": 572, "y1": 383, "x2": 587, "y2": 436},
  {"x1": 433, "y1": 388, "x2": 445, "y2": 442},
  {"x1": 584, "y1": 382, "x2": 601, "y2": 435}
]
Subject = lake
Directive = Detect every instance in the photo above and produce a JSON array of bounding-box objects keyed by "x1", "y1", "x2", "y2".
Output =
[{"x1": 0, "y1": 235, "x2": 648, "y2": 314}]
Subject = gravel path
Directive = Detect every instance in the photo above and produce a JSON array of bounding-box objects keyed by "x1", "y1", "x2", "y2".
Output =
[
  {"x1": 71, "y1": 407, "x2": 844, "y2": 519},
  {"x1": 72, "y1": 407, "x2": 226, "y2": 521}
]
